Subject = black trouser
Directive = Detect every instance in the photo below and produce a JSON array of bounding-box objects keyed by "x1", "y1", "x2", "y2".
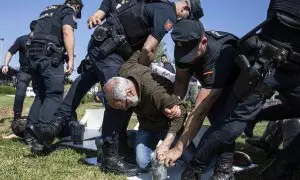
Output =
[
  {"x1": 191, "y1": 67, "x2": 300, "y2": 168},
  {"x1": 27, "y1": 55, "x2": 64, "y2": 129},
  {"x1": 13, "y1": 70, "x2": 32, "y2": 115},
  {"x1": 280, "y1": 132, "x2": 300, "y2": 165},
  {"x1": 54, "y1": 38, "x2": 132, "y2": 138}
]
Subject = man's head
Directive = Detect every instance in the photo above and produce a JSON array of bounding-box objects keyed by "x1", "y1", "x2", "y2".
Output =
[
  {"x1": 65, "y1": 0, "x2": 84, "y2": 19},
  {"x1": 171, "y1": 19, "x2": 207, "y2": 64},
  {"x1": 175, "y1": 0, "x2": 204, "y2": 20},
  {"x1": 104, "y1": 77, "x2": 139, "y2": 111},
  {"x1": 30, "y1": 20, "x2": 38, "y2": 32},
  {"x1": 161, "y1": 54, "x2": 168, "y2": 63}
]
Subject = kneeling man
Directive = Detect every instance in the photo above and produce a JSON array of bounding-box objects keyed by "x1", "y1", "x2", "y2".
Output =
[{"x1": 104, "y1": 51, "x2": 188, "y2": 171}]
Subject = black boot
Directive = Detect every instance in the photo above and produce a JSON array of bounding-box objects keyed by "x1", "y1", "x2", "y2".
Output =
[
  {"x1": 11, "y1": 112, "x2": 26, "y2": 138},
  {"x1": 36, "y1": 117, "x2": 65, "y2": 144},
  {"x1": 211, "y1": 153, "x2": 235, "y2": 180},
  {"x1": 24, "y1": 125, "x2": 51, "y2": 155},
  {"x1": 97, "y1": 134, "x2": 139, "y2": 177},
  {"x1": 118, "y1": 132, "x2": 136, "y2": 164},
  {"x1": 245, "y1": 137, "x2": 278, "y2": 156},
  {"x1": 13, "y1": 112, "x2": 21, "y2": 121},
  {"x1": 260, "y1": 157, "x2": 295, "y2": 180},
  {"x1": 244, "y1": 119, "x2": 259, "y2": 138},
  {"x1": 180, "y1": 163, "x2": 202, "y2": 180}
]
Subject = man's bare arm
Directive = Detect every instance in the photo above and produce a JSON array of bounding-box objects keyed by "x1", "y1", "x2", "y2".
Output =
[
  {"x1": 63, "y1": 24, "x2": 75, "y2": 74},
  {"x1": 139, "y1": 35, "x2": 159, "y2": 66},
  {"x1": 3, "y1": 52, "x2": 13, "y2": 66},
  {"x1": 159, "y1": 88, "x2": 222, "y2": 166},
  {"x1": 176, "y1": 88, "x2": 222, "y2": 150},
  {"x1": 164, "y1": 68, "x2": 190, "y2": 119},
  {"x1": 1, "y1": 52, "x2": 13, "y2": 74},
  {"x1": 173, "y1": 68, "x2": 191, "y2": 99}
]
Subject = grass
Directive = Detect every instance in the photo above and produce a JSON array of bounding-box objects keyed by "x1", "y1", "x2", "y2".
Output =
[{"x1": 0, "y1": 95, "x2": 298, "y2": 179}]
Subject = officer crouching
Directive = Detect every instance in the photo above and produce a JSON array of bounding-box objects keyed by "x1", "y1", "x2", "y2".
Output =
[{"x1": 24, "y1": 0, "x2": 83, "y2": 155}]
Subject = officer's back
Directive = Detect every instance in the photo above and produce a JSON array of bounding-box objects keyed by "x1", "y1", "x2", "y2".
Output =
[{"x1": 263, "y1": 0, "x2": 300, "y2": 50}]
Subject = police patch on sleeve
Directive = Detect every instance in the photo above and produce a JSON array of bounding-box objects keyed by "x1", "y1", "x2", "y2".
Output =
[
  {"x1": 164, "y1": 19, "x2": 174, "y2": 32},
  {"x1": 206, "y1": 30, "x2": 226, "y2": 39},
  {"x1": 200, "y1": 70, "x2": 215, "y2": 87}
]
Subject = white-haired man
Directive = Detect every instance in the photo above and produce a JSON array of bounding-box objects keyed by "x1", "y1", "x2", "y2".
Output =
[{"x1": 103, "y1": 51, "x2": 192, "y2": 171}]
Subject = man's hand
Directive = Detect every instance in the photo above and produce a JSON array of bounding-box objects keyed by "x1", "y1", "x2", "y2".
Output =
[
  {"x1": 2, "y1": 65, "x2": 8, "y2": 75},
  {"x1": 65, "y1": 60, "x2": 74, "y2": 75},
  {"x1": 156, "y1": 142, "x2": 172, "y2": 157},
  {"x1": 164, "y1": 105, "x2": 181, "y2": 119},
  {"x1": 87, "y1": 15, "x2": 102, "y2": 29},
  {"x1": 158, "y1": 145, "x2": 183, "y2": 167}
]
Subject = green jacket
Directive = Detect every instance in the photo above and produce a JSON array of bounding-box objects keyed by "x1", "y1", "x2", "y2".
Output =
[{"x1": 119, "y1": 51, "x2": 187, "y2": 135}]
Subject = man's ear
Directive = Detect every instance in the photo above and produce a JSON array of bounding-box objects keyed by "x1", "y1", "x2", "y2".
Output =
[
  {"x1": 126, "y1": 88, "x2": 134, "y2": 97},
  {"x1": 200, "y1": 36, "x2": 208, "y2": 51}
]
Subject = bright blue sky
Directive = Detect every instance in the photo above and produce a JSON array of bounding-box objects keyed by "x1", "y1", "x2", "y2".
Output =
[{"x1": 0, "y1": 0, "x2": 269, "y2": 79}]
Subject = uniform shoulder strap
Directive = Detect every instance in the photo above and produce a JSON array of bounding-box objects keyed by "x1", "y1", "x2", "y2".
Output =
[{"x1": 206, "y1": 30, "x2": 239, "y2": 46}]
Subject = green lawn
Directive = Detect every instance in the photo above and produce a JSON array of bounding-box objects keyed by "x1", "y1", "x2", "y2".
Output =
[{"x1": 0, "y1": 95, "x2": 296, "y2": 179}]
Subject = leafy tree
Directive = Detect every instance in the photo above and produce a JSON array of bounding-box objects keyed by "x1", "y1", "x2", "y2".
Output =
[{"x1": 154, "y1": 41, "x2": 167, "y2": 63}]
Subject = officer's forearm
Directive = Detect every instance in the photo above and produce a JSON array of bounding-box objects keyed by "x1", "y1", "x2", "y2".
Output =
[
  {"x1": 139, "y1": 35, "x2": 159, "y2": 66},
  {"x1": 139, "y1": 47, "x2": 154, "y2": 66},
  {"x1": 3, "y1": 52, "x2": 13, "y2": 66},
  {"x1": 175, "y1": 89, "x2": 221, "y2": 151},
  {"x1": 175, "y1": 110, "x2": 206, "y2": 152},
  {"x1": 174, "y1": 79, "x2": 189, "y2": 99},
  {"x1": 63, "y1": 25, "x2": 75, "y2": 62},
  {"x1": 174, "y1": 69, "x2": 190, "y2": 99}
]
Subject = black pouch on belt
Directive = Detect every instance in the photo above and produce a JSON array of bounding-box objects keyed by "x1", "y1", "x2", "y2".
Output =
[{"x1": 99, "y1": 28, "x2": 126, "y2": 57}]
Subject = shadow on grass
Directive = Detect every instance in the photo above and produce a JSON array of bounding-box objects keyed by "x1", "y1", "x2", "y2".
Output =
[{"x1": 0, "y1": 117, "x2": 12, "y2": 123}]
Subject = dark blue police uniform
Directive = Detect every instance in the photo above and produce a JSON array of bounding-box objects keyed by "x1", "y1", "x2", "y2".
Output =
[
  {"x1": 190, "y1": 1, "x2": 300, "y2": 179},
  {"x1": 8, "y1": 35, "x2": 32, "y2": 116},
  {"x1": 26, "y1": 5, "x2": 76, "y2": 128},
  {"x1": 175, "y1": 30, "x2": 239, "y2": 124},
  {"x1": 54, "y1": 0, "x2": 177, "y2": 139}
]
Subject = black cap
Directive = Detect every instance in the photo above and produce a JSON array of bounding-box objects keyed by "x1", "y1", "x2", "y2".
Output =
[
  {"x1": 185, "y1": 0, "x2": 204, "y2": 20},
  {"x1": 30, "y1": 20, "x2": 38, "y2": 32},
  {"x1": 171, "y1": 19, "x2": 205, "y2": 64},
  {"x1": 65, "y1": 0, "x2": 83, "y2": 19}
]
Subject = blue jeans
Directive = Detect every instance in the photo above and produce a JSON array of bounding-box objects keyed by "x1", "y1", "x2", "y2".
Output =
[
  {"x1": 135, "y1": 129, "x2": 197, "y2": 170},
  {"x1": 135, "y1": 129, "x2": 167, "y2": 170}
]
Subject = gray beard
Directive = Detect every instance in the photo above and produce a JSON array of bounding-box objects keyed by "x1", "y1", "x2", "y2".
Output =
[{"x1": 128, "y1": 95, "x2": 139, "y2": 107}]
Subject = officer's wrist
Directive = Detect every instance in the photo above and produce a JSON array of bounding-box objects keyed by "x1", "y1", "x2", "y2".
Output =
[{"x1": 3, "y1": 65, "x2": 8, "y2": 67}]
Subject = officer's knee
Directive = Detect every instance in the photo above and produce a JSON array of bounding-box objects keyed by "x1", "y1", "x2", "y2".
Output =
[{"x1": 47, "y1": 74, "x2": 64, "y2": 95}]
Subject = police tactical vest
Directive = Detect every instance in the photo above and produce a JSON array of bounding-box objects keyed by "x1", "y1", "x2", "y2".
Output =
[
  {"x1": 110, "y1": 0, "x2": 169, "y2": 50},
  {"x1": 33, "y1": 5, "x2": 74, "y2": 46},
  {"x1": 204, "y1": 30, "x2": 238, "y2": 65},
  {"x1": 268, "y1": 0, "x2": 300, "y2": 21}
]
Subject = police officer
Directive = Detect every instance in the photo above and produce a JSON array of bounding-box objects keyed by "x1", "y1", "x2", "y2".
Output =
[
  {"x1": 158, "y1": 19, "x2": 239, "y2": 180},
  {"x1": 162, "y1": 0, "x2": 300, "y2": 179},
  {"x1": 30, "y1": 0, "x2": 203, "y2": 176},
  {"x1": 1, "y1": 20, "x2": 37, "y2": 137},
  {"x1": 24, "y1": 0, "x2": 83, "y2": 153}
]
